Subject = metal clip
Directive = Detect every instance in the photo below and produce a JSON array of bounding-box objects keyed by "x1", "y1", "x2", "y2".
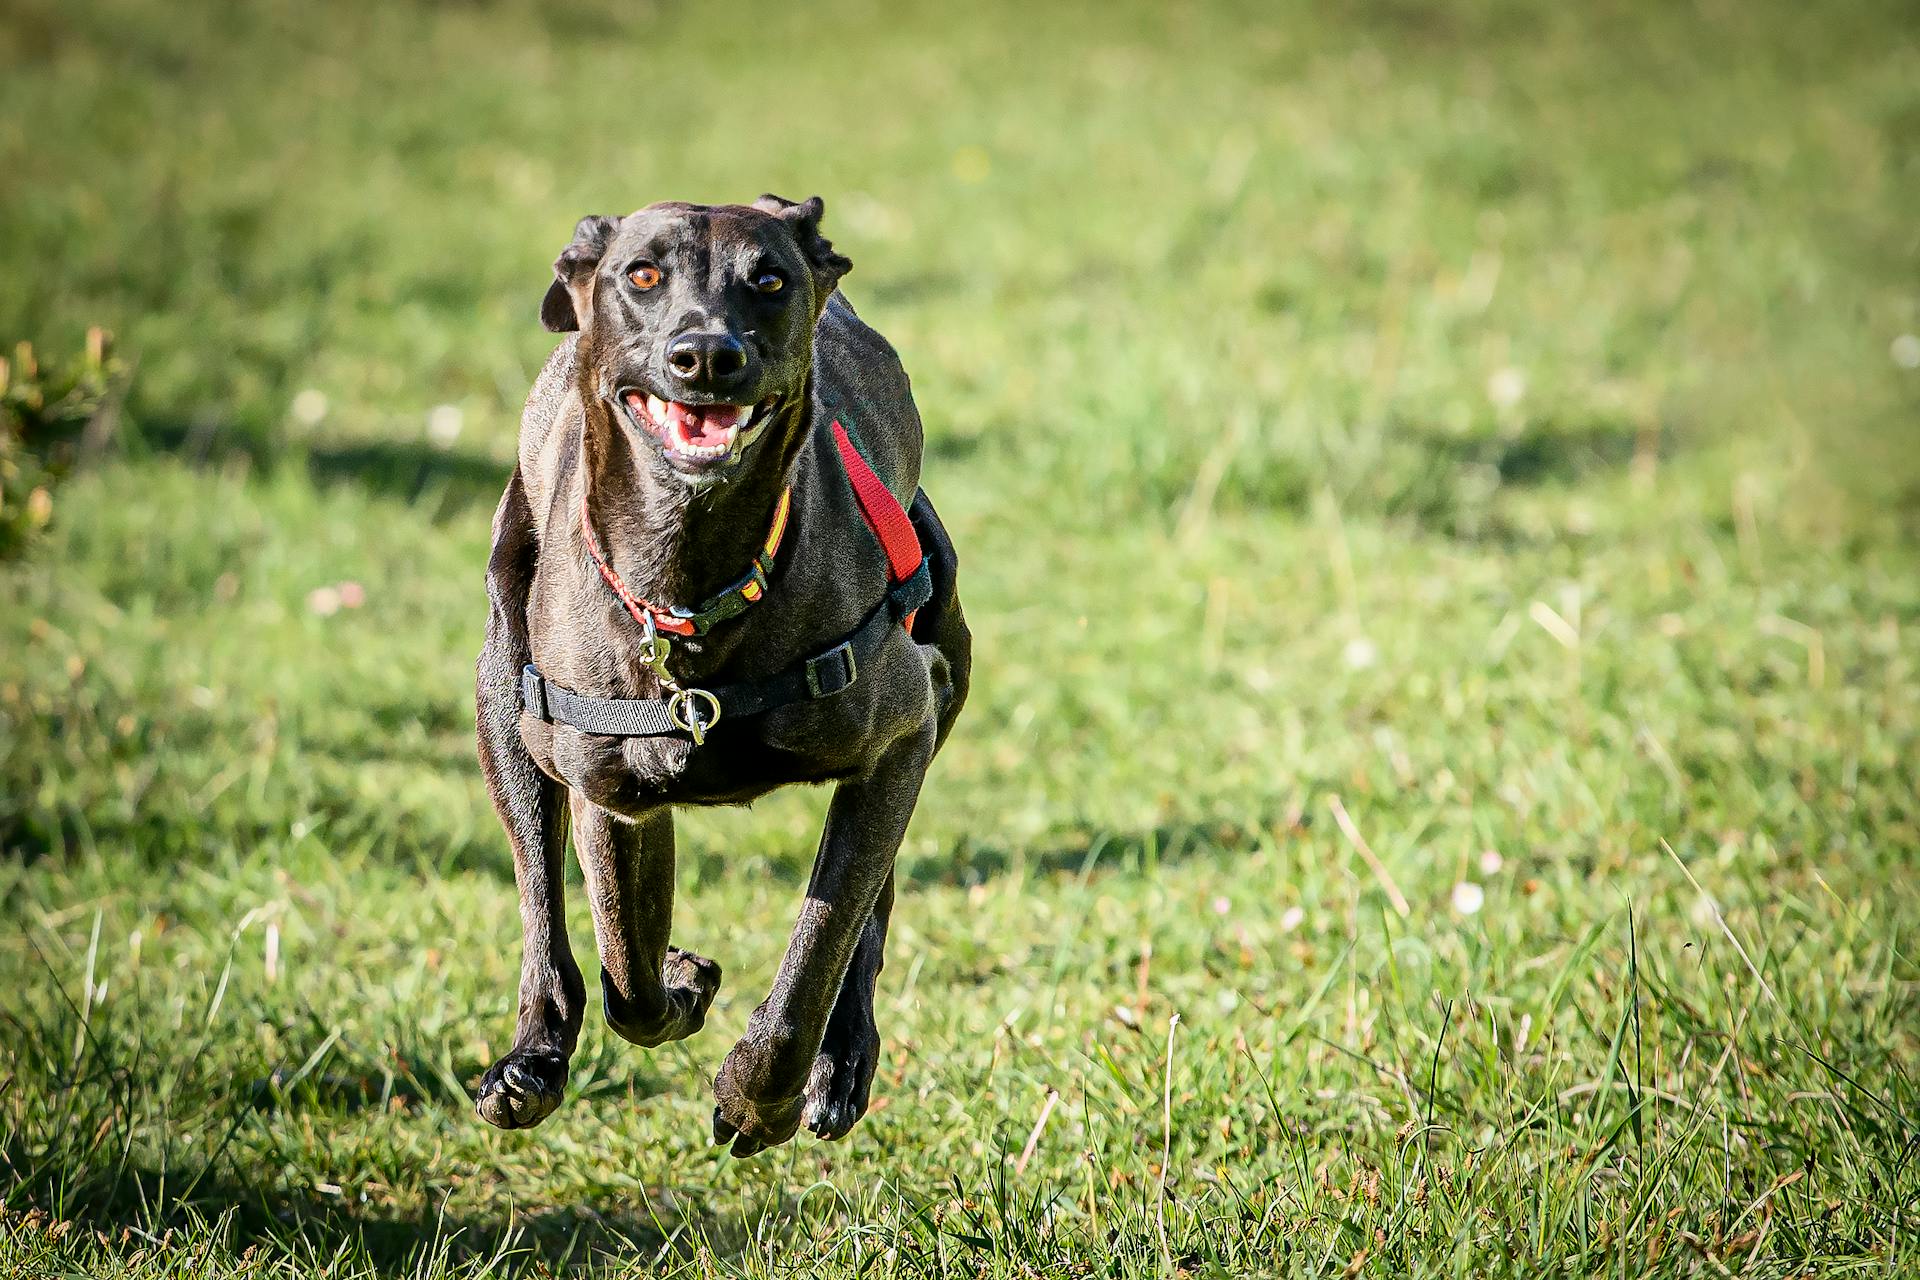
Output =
[
  {"x1": 638, "y1": 614, "x2": 677, "y2": 689},
  {"x1": 668, "y1": 688, "x2": 722, "y2": 745},
  {"x1": 639, "y1": 614, "x2": 719, "y2": 745}
]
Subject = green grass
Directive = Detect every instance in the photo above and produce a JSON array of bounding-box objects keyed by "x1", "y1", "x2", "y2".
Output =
[{"x1": 4, "y1": 0, "x2": 1919, "y2": 1274}]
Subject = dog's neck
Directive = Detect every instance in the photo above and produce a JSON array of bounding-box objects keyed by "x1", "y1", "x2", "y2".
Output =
[{"x1": 574, "y1": 391, "x2": 811, "y2": 611}]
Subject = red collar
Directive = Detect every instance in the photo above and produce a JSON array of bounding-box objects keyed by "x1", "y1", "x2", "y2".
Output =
[{"x1": 578, "y1": 485, "x2": 792, "y2": 638}]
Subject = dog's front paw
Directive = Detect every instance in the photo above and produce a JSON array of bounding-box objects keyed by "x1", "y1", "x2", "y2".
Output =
[
  {"x1": 604, "y1": 948, "x2": 723, "y2": 1048},
  {"x1": 475, "y1": 1049, "x2": 569, "y2": 1130},
  {"x1": 710, "y1": 1045, "x2": 805, "y2": 1158},
  {"x1": 803, "y1": 1018, "x2": 880, "y2": 1141},
  {"x1": 661, "y1": 947, "x2": 722, "y2": 1029}
]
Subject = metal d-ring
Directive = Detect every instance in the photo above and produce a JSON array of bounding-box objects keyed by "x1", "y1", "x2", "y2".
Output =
[{"x1": 668, "y1": 687, "x2": 722, "y2": 744}]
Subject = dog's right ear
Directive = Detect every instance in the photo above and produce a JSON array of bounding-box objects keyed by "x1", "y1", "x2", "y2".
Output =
[
  {"x1": 753, "y1": 194, "x2": 851, "y2": 302},
  {"x1": 540, "y1": 215, "x2": 620, "y2": 333}
]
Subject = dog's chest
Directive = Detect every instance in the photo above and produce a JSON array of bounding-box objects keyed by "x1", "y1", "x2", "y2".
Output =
[{"x1": 523, "y1": 693, "x2": 869, "y2": 815}]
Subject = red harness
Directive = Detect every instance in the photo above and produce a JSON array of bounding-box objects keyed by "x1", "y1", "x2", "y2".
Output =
[{"x1": 830, "y1": 420, "x2": 921, "y2": 631}]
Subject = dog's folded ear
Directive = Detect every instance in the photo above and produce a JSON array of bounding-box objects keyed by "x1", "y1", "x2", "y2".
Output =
[
  {"x1": 540, "y1": 214, "x2": 620, "y2": 333},
  {"x1": 754, "y1": 194, "x2": 852, "y2": 301}
]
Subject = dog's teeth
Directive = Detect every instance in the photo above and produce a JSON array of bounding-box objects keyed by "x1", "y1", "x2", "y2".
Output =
[{"x1": 647, "y1": 395, "x2": 668, "y2": 426}]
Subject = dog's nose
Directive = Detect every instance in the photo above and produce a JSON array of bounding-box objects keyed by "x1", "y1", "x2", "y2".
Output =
[{"x1": 665, "y1": 333, "x2": 748, "y2": 387}]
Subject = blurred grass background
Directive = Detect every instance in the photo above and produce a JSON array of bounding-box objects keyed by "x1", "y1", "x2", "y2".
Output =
[{"x1": 2, "y1": 0, "x2": 1918, "y2": 1275}]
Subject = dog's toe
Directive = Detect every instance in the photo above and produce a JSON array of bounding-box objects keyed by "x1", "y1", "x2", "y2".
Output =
[
  {"x1": 475, "y1": 1051, "x2": 568, "y2": 1130},
  {"x1": 802, "y1": 1040, "x2": 875, "y2": 1141},
  {"x1": 665, "y1": 947, "x2": 722, "y2": 994},
  {"x1": 709, "y1": 1105, "x2": 772, "y2": 1157},
  {"x1": 802, "y1": 1095, "x2": 856, "y2": 1141}
]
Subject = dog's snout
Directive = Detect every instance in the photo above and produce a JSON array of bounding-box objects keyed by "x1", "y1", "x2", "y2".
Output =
[{"x1": 666, "y1": 332, "x2": 749, "y2": 387}]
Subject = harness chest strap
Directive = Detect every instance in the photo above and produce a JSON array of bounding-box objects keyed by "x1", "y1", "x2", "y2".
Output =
[
  {"x1": 521, "y1": 559, "x2": 930, "y2": 737},
  {"x1": 522, "y1": 418, "x2": 932, "y2": 739}
]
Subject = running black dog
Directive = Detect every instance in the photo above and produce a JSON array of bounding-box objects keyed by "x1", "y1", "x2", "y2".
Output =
[{"x1": 471, "y1": 196, "x2": 970, "y2": 1156}]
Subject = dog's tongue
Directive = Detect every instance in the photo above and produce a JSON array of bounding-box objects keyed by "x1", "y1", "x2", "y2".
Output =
[{"x1": 666, "y1": 401, "x2": 746, "y2": 448}]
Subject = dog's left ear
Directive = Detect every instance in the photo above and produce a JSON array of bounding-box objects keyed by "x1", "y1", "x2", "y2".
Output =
[
  {"x1": 540, "y1": 214, "x2": 620, "y2": 333},
  {"x1": 755, "y1": 194, "x2": 852, "y2": 300}
]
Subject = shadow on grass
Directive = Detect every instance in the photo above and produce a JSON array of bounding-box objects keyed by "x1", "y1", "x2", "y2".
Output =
[
  {"x1": 900, "y1": 810, "x2": 1292, "y2": 889},
  {"x1": 134, "y1": 415, "x2": 509, "y2": 513},
  {"x1": 1437, "y1": 415, "x2": 1661, "y2": 487},
  {"x1": 16, "y1": 1159, "x2": 717, "y2": 1276},
  {"x1": 0, "y1": 988, "x2": 742, "y2": 1277},
  {"x1": 1122, "y1": 410, "x2": 1667, "y2": 546}
]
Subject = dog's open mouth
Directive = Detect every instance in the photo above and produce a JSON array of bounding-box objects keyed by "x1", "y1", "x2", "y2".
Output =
[{"x1": 619, "y1": 390, "x2": 778, "y2": 471}]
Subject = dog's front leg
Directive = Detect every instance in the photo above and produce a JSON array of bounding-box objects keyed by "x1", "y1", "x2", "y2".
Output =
[
  {"x1": 475, "y1": 474, "x2": 585, "y2": 1130},
  {"x1": 711, "y1": 719, "x2": 936, "y2": 1156},
  {"x1": 571, "y1": 801, "x2": 722, "y2": 1048}
]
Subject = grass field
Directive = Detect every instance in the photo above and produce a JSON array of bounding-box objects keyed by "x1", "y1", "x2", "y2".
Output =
[{"x1": 4, "y1": 0, "x2": 1919, "y2": 1274}]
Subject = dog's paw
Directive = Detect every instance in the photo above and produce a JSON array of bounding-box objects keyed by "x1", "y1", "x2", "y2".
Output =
[
  {"x1": 603, "y1": 949, "x2": 722, "y2": 1048},
  {"x1": 662, "y1": 947, "x2": 722, "y2": 1020},
  {"x1": 710, "y1": 1045, "x2": 805, "y2": 1158},
  {"x1": 802, "y1": 1021, "x2": 880, "y2": 1141},
  {"x1": 475, "y1": 1049, "x2": 568, "y2": 1130}
]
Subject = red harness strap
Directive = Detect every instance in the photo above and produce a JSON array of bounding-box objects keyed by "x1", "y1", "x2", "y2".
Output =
[{"x1": 831, "y1": 420, "x2": 922, "y2": 631}]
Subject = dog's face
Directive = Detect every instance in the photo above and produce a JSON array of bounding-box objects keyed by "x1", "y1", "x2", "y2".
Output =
[{"x1": 542, "y1": 196, "x2": 850, "y2": 483}]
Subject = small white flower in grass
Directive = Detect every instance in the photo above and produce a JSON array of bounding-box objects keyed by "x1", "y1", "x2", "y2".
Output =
[
  {"x1": 290, "y1": 388, "x2": 328, "y2": 427},
  {"x1": 1279, "y1": 905, "x2": 1305, "y2": 932},
  {"x1": 1892, "y1": 334, "x2": 1920, "y2": 370},
  {"x1": 1487, "y1": 367, "x2": 1526, "y2": 409},
  {"x1": 1211, "y1": 895, "x2": 1231, "y2": 916},
  {"x1": 1479, "y1": 849, "x2": 1504, "y2": 875},
  {"x1": 1343, "y1": 636, "x2": 1378, "y2": 670},
  {"x1": 1450, "y1": 881, "x2": 1485, "y2": 915},
  {"x1": 427, "y1": 403, "x2": 464, "y2": 447},
  {"x1": 307, "y1": 586, "x2": 341, "y2": 617}
]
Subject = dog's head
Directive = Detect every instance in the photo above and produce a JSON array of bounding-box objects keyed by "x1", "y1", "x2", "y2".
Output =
[{"x1": 541, "y1": 195, "x2": 850, "y2": 484}]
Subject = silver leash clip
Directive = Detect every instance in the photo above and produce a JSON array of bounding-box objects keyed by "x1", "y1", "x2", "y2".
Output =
[
  {"x1": 638, "y1": 614, "x2": 675, "y2": 686},
  {"x1": 639, "y1": 614, "x2": 720, "y2": 744}
]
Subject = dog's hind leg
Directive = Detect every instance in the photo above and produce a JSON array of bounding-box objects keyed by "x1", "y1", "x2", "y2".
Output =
[
  {"x1": 572, "y1": 802, "x2": 722, "y2": 1048},
  {"x1": 802, "y1": 869, "x2": 893, "y2": 1140},
  {"x1": 475, "y1": 472, "x2": 585, "y2": 1131},
  {"x1": 712, "y1": 719, "x2": 937, "y2": 1156},
  {"x1": 794, "y1": 495, "x2": 970, "y2": 1144},
  {"x1": 806, "y1": 628, "x2": 964, "y2": 1141}
]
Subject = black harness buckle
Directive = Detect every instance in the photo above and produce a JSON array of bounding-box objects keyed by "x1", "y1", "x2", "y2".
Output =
[
  {"x1": 520, "y1": 664, "x2": 548, "y2": 720},
  {"x1": 805, "y1": 641, "x2": 858, "y2": 698}
]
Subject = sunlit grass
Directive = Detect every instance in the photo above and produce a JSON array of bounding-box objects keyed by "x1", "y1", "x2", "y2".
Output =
[{"x1": 2, "y1": 0, "x2": 1918, "y2": 1275}]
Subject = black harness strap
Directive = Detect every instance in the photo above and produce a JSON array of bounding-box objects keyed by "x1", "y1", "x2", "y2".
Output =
[{"x1": 521, "y1": 551, "x2": 932, "y2": 739}]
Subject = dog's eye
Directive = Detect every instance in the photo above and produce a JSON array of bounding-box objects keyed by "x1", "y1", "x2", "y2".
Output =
[
  {"x1": 628, "y1": 263, "x2": 662, "y2": 291},
  {"x1": 753, "y1": 271, "x2": 785, "y2": 294}
]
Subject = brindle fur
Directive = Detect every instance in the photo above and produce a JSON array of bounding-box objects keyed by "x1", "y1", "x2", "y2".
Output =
[{"x1": 472, "y1": 196, "x2": 970, "y2": 1155}]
